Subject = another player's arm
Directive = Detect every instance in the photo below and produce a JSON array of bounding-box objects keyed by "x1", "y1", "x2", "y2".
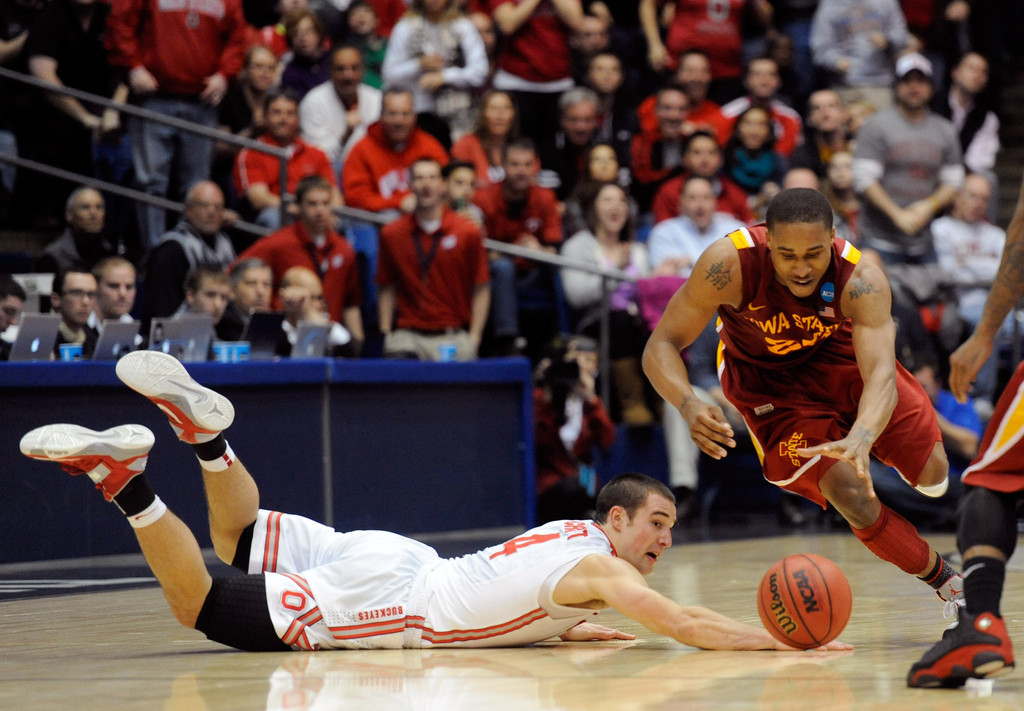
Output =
[
  {"x1": 950, "y1": 173, "x2": 1024, "y2": 400},
  {"x1": 555, "y1": 555, "x2": 850, "y2": 651},
  {"x1": 796, "y1": 261, "x2": 897, "y2": 492},
  {"x1": 643, "y1": 238, "x2": 743, "y2": 458}
]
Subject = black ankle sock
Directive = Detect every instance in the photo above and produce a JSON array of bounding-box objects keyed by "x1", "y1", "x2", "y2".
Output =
[
  {"x1": 964, "y1": 556, "x2": 1006, "y2": 617},
  {"x1": 921, "y1": 555, "x2": 954, "y2": 590},
  {"x1": 112, "y1": 475, "x2": 157, "y2": 517},
  {"x1": 191, "y1": 434, "x2": 227, "y2": 462}
]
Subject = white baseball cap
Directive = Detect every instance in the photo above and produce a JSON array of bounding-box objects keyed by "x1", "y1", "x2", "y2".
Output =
[{"x1": 895, "y1": 53, "x2": 933, "y2": 80}]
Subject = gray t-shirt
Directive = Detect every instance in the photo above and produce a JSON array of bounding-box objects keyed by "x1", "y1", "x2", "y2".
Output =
[{"x1": 854, "y1": 107, "x2": 962, "y2": 258}]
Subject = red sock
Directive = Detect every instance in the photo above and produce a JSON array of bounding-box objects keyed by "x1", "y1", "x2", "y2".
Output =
[{"x1": 850, "y1": 505, "x2": 930, "y2": 575}]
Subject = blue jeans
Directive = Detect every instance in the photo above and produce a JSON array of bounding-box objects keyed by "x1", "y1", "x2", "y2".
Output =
[
  {"x1": 488, "y1": 256, "x2": 519, "y2": 338},
  {"x1": 129, "y1": 96, "x2": 217, "y2": 250}
]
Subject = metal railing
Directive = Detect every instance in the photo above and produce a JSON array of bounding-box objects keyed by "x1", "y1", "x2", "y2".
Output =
[
  {"x1": 338, "y1": 207, "x2": 633, "y2": 404},
  {"x1": 0, "y1": 67, "x2": 636, "y2": 404},
  {"x1": 0, "y1": 65, "x2": 291, "y2": 230}
]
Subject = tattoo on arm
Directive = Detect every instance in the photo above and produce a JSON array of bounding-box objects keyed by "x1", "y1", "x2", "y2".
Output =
[
  {"x1": 847, "y1": 278, "x2": 879, "y2": 300},
  {"x1": 704, "y1": 261, "x2": 732, "y2": 291}
]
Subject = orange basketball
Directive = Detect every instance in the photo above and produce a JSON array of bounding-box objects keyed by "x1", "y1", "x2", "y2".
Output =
[{"x1": 757, "y1": 553, "x2": 852, "y2": 649}]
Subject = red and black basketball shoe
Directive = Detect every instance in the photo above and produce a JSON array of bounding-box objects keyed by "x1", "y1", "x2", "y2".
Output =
[{"x1": 907, "y1": 609, "x2": 1015, "y2": 688}]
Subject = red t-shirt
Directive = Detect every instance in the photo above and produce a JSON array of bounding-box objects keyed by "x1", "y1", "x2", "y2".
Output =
[
  {"x1": 488, "y1": 0, "x2": 572, "y2": 83},
  {"x1": 376, "y1": 209, "x2": 489, "y2": 330},
  {"x1": 665, "y1": 0, "x2": 745, "y2": 79},
  {"x1": 234, "y1": 135, "x2": 337, "y2": 198},
  {"x1": 473, "y1": 182, "x2": 563, "y2": 246},
  {"x1": 234, "y1": 222, "x2": 361, "y2": 322}
]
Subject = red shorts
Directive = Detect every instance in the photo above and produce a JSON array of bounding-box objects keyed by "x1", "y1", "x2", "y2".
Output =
[
  {"x1": 962, "y1": 361, "x2": 1024, "y2": 493},
  {"x1": 719, "y1": 339, "x2": 941, "y2": 507}
]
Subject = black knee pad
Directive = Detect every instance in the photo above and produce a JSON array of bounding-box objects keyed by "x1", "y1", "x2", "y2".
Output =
[
  {"x1": 956, "y1": 486, "x2": 1020, "y2": 559},
  {"x1": 230, "y1": 521, "x2": 256, "y2": 572},
  {"x1": 195, "y1": 574, "x2": 290, "y2": 652}
]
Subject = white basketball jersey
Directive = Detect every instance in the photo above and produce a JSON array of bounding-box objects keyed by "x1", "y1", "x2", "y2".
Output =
[{"x1": 417, "y1": 519, "x2": 614, "y2": 647}]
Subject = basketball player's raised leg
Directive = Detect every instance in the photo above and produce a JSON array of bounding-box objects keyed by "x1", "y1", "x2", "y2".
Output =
[
  {"x1": 818, "y1": 459, "x2": 962, "y2": 606},
  {"x1": 115, "y1": 350, "x2": 258, "y2": 564},
  {"x1": 911, "y1": 442, "x2": 953, "y2": 494},
  {"x1": 20, "y1": 424, "x2": 213, "y2": 627}
]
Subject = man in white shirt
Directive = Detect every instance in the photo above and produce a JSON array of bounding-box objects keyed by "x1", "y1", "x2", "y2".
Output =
[
  {"x1": 648, "y1": 175, "x2": 746, "y2": 277},
  {"x1": 933, "y1": 173, "x2": 1008, "y2": 414},
  {"x1": 299, "y1": 45, "x2": 382, "y2": 174}
]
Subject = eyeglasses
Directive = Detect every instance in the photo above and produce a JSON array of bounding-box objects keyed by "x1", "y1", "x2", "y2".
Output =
[
  {"x1": 63, "y1": 289, "x2": 98, "y2": 301},
  {"x1": 1, "y1": 305, "x2": 20, "y2": 319}
]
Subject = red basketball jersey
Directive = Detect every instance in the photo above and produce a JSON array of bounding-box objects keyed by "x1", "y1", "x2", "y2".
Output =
[{"x1": 717, "y1": 224, "x2": 861, "y2": 369}]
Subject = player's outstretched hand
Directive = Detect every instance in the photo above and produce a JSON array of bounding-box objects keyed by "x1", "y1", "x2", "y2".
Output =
[
  {"x1": 795, "y1": 431, "x2": 876, "y2": 500},
  {"x1": 771, "y1": 637, "x2": 854, "y2": 652},
  {"x1": 559, "y1": 622, "x2": 636, "y2": 642},
  {"x1": 681, "y1": 396, "x2": 735, "y2": 459}
]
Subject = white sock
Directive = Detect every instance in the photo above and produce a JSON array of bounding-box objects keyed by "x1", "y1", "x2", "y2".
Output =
[
  {"x1": 197, "y1": 442, "x2": 235, "y2": 472},
  {"x1": 915, "y1": 478, "x2": 949, "y2": 498},
  {"x1": 127, "y1": 496, "x2": 168, "y2": 529}
]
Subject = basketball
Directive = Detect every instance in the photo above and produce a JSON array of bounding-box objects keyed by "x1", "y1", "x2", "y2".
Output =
[{"x1": 757, "y1": 553, "x2": 852, "y2": 649}]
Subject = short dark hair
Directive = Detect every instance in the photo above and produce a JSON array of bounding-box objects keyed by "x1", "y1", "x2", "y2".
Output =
[
  {"x1": 329, "y1": 43, "x2": 363, "y2": 64},
  {"x1": 502, "y1": 136, "x2": 536, "y2": 162},
  {"x1": 0, "y1": 273, "x2": 26, "y2": 302},
  {"x1": 295, "y1": 174, "x2": 333, "y2": 203},
  {"x1": 262, "y1": 87, "x2": 299, "y2": 114},
  {"x1": 683, "y1": 129, "x2": 719, "y2": 155},
  {"x1": 52, "y1": 267, "x2": 95, "y2": 296},
  {"x1": 765, "y1": 188, "x2": 834, "y2": 232},
  {"x1": 442, "y1": 160, "x2": 475, "y2": 179},
  {"x1": 185, "y1": 267, "x2": 230, "y2": 294},
  {"x1": 594, "y1": 473, "x2": 674, "y2": 524},
  {"x1": 229, "y1": 258, "x2": 271, "y2": 288}
]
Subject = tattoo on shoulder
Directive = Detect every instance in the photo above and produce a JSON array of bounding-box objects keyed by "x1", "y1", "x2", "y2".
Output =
[
  {"x1": 847, "y1": 278, "x2": 879, "y2": 300},
  {"x1": 704, "y1": 260, "x2": 732, "y2": 291}
]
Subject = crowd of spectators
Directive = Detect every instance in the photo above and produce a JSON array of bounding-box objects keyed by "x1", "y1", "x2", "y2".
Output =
[{"x1": 0, "y1": 0, "x2": 1019, "y2": 523}]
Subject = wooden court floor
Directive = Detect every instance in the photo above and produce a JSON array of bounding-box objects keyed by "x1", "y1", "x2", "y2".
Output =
[{"x1": 2, "y1": 532, "x2": 1022, "y2": 711}]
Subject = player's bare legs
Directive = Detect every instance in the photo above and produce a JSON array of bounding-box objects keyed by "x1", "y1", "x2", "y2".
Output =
[
  {"x1": 116, "y1": 350, "x2": 257, "y2": 564},
  {"x1": 132, "y1": 511, "x2": 213, "y2": 625},
  {"x1": 20, "y1": 424, "x2": 212, "y2": 627},
  {"x1": 200, "y1": 459, "x2": 259, "y2": 564}
]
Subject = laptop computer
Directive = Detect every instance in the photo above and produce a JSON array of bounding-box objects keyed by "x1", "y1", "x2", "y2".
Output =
[
  {"x1": 149, "y1": 315, "x2": 214, "y2": 362},
  {"x1": 291, "y1": 321, "x2": 330, "y2": 358},
  {"x1": 8, "y1": 313, "x2": 61, "y2": 361},
  {"x1": 242, "y1": 311, "x2": 285, "y2": 360},
  {"x1": 92, "y1": 320, "x2": 141, "y2": 361}
]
